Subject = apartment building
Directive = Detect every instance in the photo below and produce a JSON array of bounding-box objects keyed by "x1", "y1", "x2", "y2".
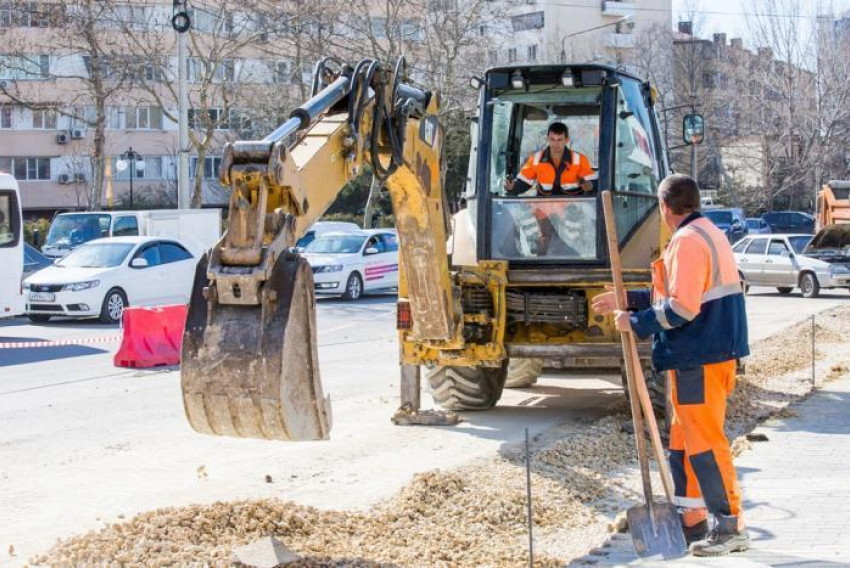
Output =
[{"x1": 500, "y1": 0, "x2": 672, "y2": 66}]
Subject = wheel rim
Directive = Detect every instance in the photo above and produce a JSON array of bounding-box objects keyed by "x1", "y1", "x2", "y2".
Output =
[
  {"x1": 108, "y1": 293, "x2": 124, "y2": 321},
  {"x1": 802, "y1": 276, "x2": 812, "y2": 294},
  {"x1": 348, "y1": 276, "x2": 361, "y2": 298}
]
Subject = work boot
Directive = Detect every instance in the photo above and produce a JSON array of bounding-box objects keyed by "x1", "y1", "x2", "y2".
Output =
[
  {"x1": 682, "y1": 519, "x2": 709, "y2": 545},
  {"x1": 691, "y1": 515, "x2": 750, "y2": 557}
]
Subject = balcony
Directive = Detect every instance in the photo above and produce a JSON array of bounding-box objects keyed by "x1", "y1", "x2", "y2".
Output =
[
  {"x1": 603, "y1": 32, "x2": 636, "y2": 49},
  {"x1": 602, "y1": 1, "x2": 636, "y2": 18}
]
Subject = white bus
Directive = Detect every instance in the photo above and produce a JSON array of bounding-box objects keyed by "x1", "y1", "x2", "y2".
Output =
[{"x1": 0, "y1": 173, "x2": 24, "y2": 318}]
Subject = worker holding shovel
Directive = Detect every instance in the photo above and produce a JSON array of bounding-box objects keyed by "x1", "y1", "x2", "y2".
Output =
[{"x1": 593, "y1": 174, "x2": 751, "y2": 557}]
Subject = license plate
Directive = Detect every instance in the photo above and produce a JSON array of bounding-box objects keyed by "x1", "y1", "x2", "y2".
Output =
[{"x1": 29, "y1": 292, "x2": 55, "y2": 302}]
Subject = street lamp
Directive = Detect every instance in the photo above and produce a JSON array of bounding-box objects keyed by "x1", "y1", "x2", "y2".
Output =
[
  {"x1": 115, "y1": 147, "x2": 146, "y2": 209},
  {"x1": 560, "y1": 15, "x2": 632, "y2": 63}
]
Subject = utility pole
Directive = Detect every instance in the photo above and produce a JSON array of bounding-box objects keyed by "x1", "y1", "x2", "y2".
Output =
[
  {"x1": 691, "y1": 141, "x2": 698, "y2": 186},
  {"x1": 173, "y1": 2, "x2": 191, "y2": 209}
]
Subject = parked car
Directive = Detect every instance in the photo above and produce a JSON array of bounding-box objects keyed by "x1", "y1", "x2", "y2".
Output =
[
  {"x1": 746, "y1": 218, "x2": 772, "y2": 235},
  {"x1": 733, "y1": 231, "x2": 849, "y2": 298},
  {"x1": 761, "y1": 211, "x2": 815, "y2": 234},
  {"x1": 23, "y1": 243, "x2": 52, "y2": 280},
  {"x1": 296, "y1": 221, "x2": 361, "y2": 251},
  {"x1": 301, "y1": 229, "x2": 398, "y2": 301},
  {"x1": 23, "y1": 236, "x2": 197, "y2": 324},
  {"x1": 703, "y1": 207, "x2": 748, "y2": 243}
]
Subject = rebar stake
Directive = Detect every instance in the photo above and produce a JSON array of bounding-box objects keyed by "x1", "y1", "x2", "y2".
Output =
[{"x1": 525, "y1": 428, "x2": 534, "y2": 568}]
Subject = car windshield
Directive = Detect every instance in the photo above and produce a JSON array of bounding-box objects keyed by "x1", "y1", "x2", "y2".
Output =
[
  {"x1": 704, "y1": 210, "x2": 733, "y2": 225},
  {"x1": 789, "y1": 236, "x2": 813, "y2": 254},
  {"x1": 303, "y1": 235, "x2": 366, "y2": 254},
  {"x1": 46, "y1": 214, "x2": 111, "y2": 247},
  {"x1": 58, "y1": 242, "x2": 134, "y2": 268}
]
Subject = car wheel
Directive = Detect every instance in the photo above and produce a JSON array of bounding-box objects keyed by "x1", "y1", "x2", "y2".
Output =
[
  {"x1": 739, "y1": 273, "x2": 749, "y2": 295},
  {"x1": 27, "y1": 314, "x2": 51, "y2": 324},
  {"x1": 777, "y1": 287, "x2": 793, "y2": 294},
  {"x1": 100, "y1": 288, "x2": 127, "y2": 324},
  {"x1": 341, "y1": 272, "x2": 363, "y2": 301},
  {"x1": 800, "y1": 273, "x2": 820, "y2": 299}
]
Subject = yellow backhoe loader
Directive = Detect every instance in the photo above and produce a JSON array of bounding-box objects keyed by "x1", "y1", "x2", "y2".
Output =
[{"x1": 181, "y1": 58, "x2": 671, "y2": 441}]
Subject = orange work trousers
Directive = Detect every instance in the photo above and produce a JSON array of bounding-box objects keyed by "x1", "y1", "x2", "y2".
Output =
[{"x1": 668, "y1": 359, "x2": 743, "y2": 523}]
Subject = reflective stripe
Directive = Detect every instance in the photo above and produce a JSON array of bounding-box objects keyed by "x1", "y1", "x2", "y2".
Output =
[
  {"x1": 673, "y1": 496, "x2": 707, "y2": 508},
  {"x1": 572, "y1": 151, "x2": 580, "y2": 165},
  {"x1": 653, "y1": 301, "x2": 674, "y2": 330},
  {"x1": 583, "y1": 172, "x2": 599, "y2": 180},
  {"x1": 533, "y1": 150, "x2": 543, "y2": 166},
  {"x1": 539, "y1": 182, "x2": 553, "y2": 191},
  {"x1": 561, "y1": 182, "x2": 579, "y2": 190},
  {"x1": 685, "y1": 223, "x2": 722, "y2": 287},
  {"x1": 668, "y1": 297, "x2": 698, "y2": 321},
  {"x1": 516, "y1": 172, "x2": 534, "y2": 184},
  {"x1": 703, "y1": 282, "x2": 743, "y2": 302}
]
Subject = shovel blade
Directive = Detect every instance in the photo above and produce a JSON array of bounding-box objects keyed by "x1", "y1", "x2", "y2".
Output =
[{"x1": 627, "y1": 501, "x2": 688, "y2": 559}]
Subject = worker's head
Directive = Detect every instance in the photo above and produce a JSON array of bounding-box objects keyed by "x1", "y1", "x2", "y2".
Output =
[
  {"x1": 658, "y1": 174, "x2": 700, "y2": 230},
  {"x1": 547, "y1": 122, "x2": 569, "y2": 153}
]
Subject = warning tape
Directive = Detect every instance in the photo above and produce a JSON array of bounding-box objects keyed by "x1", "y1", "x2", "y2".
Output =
[{"x1": 0, "y1": 334, "x2": 122, "y2": 349}]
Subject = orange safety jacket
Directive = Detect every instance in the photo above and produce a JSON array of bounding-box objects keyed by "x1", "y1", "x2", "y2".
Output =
[
  {"x1": 626, "y1": 213, "x2": 749, "y2": 371},
  {"x1": 510, "y1": 147, "x2": 597, "y2": 196}
]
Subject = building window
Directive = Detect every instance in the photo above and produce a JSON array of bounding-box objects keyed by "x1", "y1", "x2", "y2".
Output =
[
  {"x1": 0, "y1": 106, "x2": 12, "y2": 129},
  {"x1": 0, "y1": 157, "x2": 51, "y2": 180},
  {"x1": 702, "y1": 72, "x2": 716, "y2": 89},
  {"x1": 511, "y1": 11, "x2": 544, "y2": 32},
  {"x1": 189, "y1": 108, "x2": 243, "y2": 131},
  {"x1": 0, "y1": 3, "x2": 12, "y2": 27},
  {"x1": 0, "y1": 54, "x2": 49, "y2": 79},
  {"x1": 32, "y1": 108, "x2": 57, "y2": 129},
  {"x1": 508, "y1": 48, "x2": 517, "y2": 63},
  {"x1": 17, "y1": 2, "x2": 64, "y2": 28},
  {"x1": 488, "y1": 49, "x2": 499, "y2": 66},
  {"x1": 527, "y1": 44, "x2": 537, "y2": 62},
  {"x1": 112, "y1": 156, "x2": 163, "y2": 180},
  {"x1": 126, "y1": 106, "x2": 164, "y2": 130},
  {"x1": 274, "y1": 60, "x2": 292, "y2": 84},
  {"x1": 190, "y1": 156, "x2": 223, "y2": 180}
]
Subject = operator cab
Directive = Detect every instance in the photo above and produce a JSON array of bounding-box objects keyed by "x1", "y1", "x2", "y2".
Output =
[{"x1": 470, "y1": 65, "x2": 668, "y2": 265}]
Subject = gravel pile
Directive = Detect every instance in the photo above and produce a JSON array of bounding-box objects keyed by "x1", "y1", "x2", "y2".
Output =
[{"x1": 33, "y1": 307, "x2": 850, "y2": 567}]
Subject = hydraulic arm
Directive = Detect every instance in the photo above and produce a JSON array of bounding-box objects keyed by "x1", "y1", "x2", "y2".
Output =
[{"x1": 180, "y1": 58, "x2": 463, "y2": 441}]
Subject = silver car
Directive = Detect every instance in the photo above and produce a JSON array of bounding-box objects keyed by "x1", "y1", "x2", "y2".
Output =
[{"x1": 734, "y1": 232, "x2": 850, "y2": 298}]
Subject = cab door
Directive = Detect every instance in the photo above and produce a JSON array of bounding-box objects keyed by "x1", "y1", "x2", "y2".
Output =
[
  {"x1": 738, "y1": 237, "x2": 768, "y2": 285},
  {"x1": 362, "y1": 235, "x2": 395, "y2": 290},
  {"x1": 763, "y1": 238, "x2": 796, "y2": 286}
]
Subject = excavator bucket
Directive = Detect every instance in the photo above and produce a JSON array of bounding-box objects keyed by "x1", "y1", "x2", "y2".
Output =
[{"x1": 180, "y1": 252, "x2": 332, "y2": 441}]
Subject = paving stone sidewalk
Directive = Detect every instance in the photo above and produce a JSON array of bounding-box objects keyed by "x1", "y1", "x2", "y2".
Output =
[{"x1": 571, "y1": 374, "x2": 850, "y2": 567}]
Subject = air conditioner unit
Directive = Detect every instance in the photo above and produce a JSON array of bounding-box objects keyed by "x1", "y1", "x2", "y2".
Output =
[
  {"x1": 71, "y1": 129, "x2": 85, "y2": 139},
  {"x1": 56, "y1": 132, "x2": 69, "y2": 144},
  {"x1": 74, "y1": 173, "x2": 86, "y2": 183},
  {"x1": 58, "y1": 173, "x2": 71, "y2": 184}
]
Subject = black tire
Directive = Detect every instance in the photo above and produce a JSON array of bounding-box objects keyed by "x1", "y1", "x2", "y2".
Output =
[
  {"x1": 426, "y1": 363, "x2": 508, "y2": 410},
  {"x1": 777, "y1": 287, "x2": 793, "y2": 294},
  {"x1": 738, "y1": 273, "x2": 749, "y2": 295},
  {"x1": 621, "y1": 364, "x2": 667, "y2": 420},
  {"x1": 504, "y1": 358, "x2": 544, "y2": 388},
  {"x1": 99, "y1": 288, "x2": 127, "y2": 324},
  {"x1": 341, "y1": 272, "x2": 363, "y2": 301},
  {"x1": 27, "y1": 314, "x2": 51, "y2": 324},
  {"x1": 800, "y1": 272, "x2": 820, "y2": 299}
]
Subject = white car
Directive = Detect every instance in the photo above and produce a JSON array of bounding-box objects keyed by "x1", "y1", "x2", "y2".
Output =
[
  {"x1": 23, "y1": 236, "x2": 198, "y2": 323},
  {"x1": 296, "y1": 221, "x2": 361, "y2": 250},
  {"x1": 733, "y1": 231, "x2": 850, "y2": 298},
  {"x1": 301, "y1": 230, "x2": 399, "y2": 300}
]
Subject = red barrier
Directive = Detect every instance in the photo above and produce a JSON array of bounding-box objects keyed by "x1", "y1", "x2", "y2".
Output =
[{"x1": 114, "y1": 305, "x2": 188, "y2": 368}]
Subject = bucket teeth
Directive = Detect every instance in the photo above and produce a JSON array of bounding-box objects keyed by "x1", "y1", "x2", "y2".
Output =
[{"x1": 180, "y1": 253, "x2": 332, "y2": 441}]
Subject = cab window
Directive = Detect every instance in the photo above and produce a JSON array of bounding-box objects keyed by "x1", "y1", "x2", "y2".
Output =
[
  {"x1": 0, "y1": 191, "x2": 20, "y2": 247},
  {"x1": 159, "y1": 242, "x2": 193, "y2": 263},
  {"x1": 380, "y1": 233, "x2": 398, "y2": 252},
  {"x1": 612, "y1": 79, "x2": 659, "y2": 243},
  {"x1": 133, "y1": 243, "x2": 161, "y2": 267},
  {"x1": 364, "y1": 236, "x2": 383, "y2": 254},
  {"x1": 745, "y1": 239, "x2": 767, "y2": 255},
  {"x1": 112, "y1": 216, "x2": 139, "y2": 237},
  {"x1": 767, "y1": 240, "x2": 790, "y2": 256}
]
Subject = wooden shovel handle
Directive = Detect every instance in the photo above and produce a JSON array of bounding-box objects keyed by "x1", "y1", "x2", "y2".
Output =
[{"x1": 601, "y1": 191, "x2": 676, "y2": 504}]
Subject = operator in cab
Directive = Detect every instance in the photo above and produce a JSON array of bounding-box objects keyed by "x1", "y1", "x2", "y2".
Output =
[{"x1": 504, "y1": 122, "x2": 596, "y2": 196}]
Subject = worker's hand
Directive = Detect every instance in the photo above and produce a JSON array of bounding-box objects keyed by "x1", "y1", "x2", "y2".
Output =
[
  {"x1": 504, "y1": 177, "x2": 515, "y2": 192},
  {"x1": 579, "y1": 178, "x2": 593, "y2": 192},
  {"x1": 591, "y1": 286, "x2": 626, "y2": 315},
  {"x1": 613, "y1": 310, "x2": 632, "y2": 332}
]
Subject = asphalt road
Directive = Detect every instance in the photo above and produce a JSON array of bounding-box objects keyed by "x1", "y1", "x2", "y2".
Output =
[{"x1": 0, "y1": 287, "x2": 846, "y2": 565}]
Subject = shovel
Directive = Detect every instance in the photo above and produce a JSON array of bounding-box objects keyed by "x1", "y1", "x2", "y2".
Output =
[{"x1": 601, "y1": 191, "x2": 688, "y2": 559}]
